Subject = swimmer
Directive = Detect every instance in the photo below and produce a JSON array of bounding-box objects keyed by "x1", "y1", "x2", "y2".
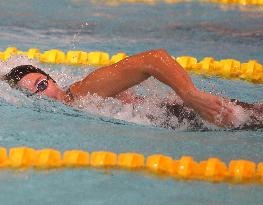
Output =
[{"x1": 2, "y1": 49, "x2": 262, "y2": 129}]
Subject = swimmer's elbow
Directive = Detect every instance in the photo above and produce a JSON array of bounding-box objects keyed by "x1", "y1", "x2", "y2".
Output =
[{"x1": 146, "y1": 48, "x2": 170, "y2": 59}]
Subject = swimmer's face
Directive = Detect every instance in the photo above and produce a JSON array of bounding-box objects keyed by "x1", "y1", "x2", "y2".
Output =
[{"x1": 18, "y1": 73, "x2": 66, "y2": 101}]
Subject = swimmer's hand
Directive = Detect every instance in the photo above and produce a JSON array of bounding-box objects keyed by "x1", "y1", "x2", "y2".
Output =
[{"x1": 186, "y1": 90, "x2": 247, "y2": 128}]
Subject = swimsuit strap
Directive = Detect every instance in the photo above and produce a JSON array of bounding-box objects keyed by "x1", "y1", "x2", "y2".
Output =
[{"x1": 64, "y1": 88, "x2": 75, "y2": 103}]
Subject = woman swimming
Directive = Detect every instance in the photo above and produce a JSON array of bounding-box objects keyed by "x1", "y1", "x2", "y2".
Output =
[{"x1": 2, "y1": 49, "x2": 262, "y2": 129}]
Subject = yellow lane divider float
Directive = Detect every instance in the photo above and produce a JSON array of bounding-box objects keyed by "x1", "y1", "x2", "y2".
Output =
[
  {"x1": 90, "y1": 0, "x2": 183, "y2": 5},
  {"x1": 90, "y1": 0, "x2": 263, "y2": 6},
  {"x1": 1, "y1": 146, "x2": 263, "y2": 184},
  {"x1": 1, "y1": 47, "x2": 263, "y2": 83},
  {"x1": 208, "y1": 0, "x2": 263, "y2": 6}
]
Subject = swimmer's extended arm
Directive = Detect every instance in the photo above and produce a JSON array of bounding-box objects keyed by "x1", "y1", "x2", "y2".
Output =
[
  {"x1": 70, "y1": 49, "x2": 195, "y2": 99},
  {"x1": 69, "y1": 49, "x2": 237, "y2": 127}
]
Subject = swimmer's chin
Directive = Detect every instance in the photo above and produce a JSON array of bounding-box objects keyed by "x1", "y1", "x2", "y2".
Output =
[{"x1": 48, "y1": 90, "x2": 69, "y2": 104}]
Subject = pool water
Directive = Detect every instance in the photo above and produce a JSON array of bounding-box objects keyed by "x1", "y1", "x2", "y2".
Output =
[{"x1": 0, "y1": 0, "x2": 263, "y2": 204}]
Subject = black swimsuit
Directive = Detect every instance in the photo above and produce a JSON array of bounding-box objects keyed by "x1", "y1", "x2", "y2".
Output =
[
  {"x1": 145, "y1": 101, "x2": 207, "y2": 131},
  {"x1": 159, "y1": 99, "x2": 263, "y2": 131},
  {"x1": 160, "y1": 102, "x2": 208, "y2": 130}
]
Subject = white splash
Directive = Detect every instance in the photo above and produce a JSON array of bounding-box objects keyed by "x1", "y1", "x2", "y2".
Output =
[{"x1": 231, "y1": 105, "x2": 250, "y2": 127}]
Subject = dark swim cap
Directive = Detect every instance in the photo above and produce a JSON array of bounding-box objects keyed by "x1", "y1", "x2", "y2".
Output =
[{"x1": 2, "y1": 65, "x2": 54, "y2": 87}]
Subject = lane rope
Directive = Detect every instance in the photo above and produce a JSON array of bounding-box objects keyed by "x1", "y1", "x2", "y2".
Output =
[
  {"x1": 1, "y1": 47, "x2": 263, "y2": 83},
  {"x1": 208, "y1": 0, "x2": 263, "y2": 5},
  {"x1": 89, "y1": 0, "x2": 263, "y2": 6},
  {"x1": 1, "y1": 146, "x2": 263, "y2": 184}
]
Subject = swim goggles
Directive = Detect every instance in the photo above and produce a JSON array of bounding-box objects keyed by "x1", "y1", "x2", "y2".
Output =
[{"x1": 33, "y1": 76, "x2": 51, "y2": 94}]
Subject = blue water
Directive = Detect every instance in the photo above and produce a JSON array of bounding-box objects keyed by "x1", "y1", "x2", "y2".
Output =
[{"x1": 0, "y1": 0, "x2": 263, "y2": 204}]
